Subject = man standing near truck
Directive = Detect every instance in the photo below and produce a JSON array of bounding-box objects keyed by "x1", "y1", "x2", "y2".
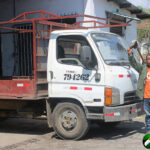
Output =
[{"x1": 127, "y1": 48, "x2": 150, "y2": 133}]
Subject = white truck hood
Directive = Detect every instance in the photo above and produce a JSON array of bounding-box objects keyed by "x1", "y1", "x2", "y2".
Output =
[{"x1": 104, "y1": 65, "x2": 139, "y2": 104}]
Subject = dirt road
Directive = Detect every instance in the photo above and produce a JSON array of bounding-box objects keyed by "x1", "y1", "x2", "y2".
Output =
[{"x1": 0, "y1": 115, "x2": 146, "y2": 150}]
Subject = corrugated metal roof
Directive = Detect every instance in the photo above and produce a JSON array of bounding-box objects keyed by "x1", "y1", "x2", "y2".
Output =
[
  {"x1": 107, "y1": 10, "x2": 141, "y2": 21},
  {"x1": 107, "y1": 0, "x2": 150, "y2": 19}
]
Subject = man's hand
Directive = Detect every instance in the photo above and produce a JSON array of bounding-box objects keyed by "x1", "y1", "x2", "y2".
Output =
[{"x1": 127, "y1": 47, "x2": 133, "y2": 56}]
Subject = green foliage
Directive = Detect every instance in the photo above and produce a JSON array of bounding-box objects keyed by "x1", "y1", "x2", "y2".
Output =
[
  {"x1": 137, "y1": 6, "x2": 150, "y2": 14},
  {"x1": 146, "y1": 9, "x2": 150, "y2": 14},
  {"x1": 137, "y1": 6, "x2": 150, "y2": 42},
  {"x1": 137, "y1": 25, "x2": 150, "y2": 43},
  {"x1": 137, "y1": 6, "x2": 144, "y2": 11},
  {"x1": 136, "y1": 6, "x2": 150, "y2": 21}
]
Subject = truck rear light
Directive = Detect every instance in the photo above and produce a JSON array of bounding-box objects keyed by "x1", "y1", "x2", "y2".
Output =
[{"x1": 105, "y1": 88, "x2": 112, "y2": 106}]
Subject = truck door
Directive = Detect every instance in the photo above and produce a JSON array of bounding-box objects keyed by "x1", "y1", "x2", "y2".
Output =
[{"x1": 49, "y1": 35, "x2": 104, "y2": 104}]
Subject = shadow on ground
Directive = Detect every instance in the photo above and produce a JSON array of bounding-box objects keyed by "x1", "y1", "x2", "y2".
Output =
[
  {"x1": 85, "y1": 120, "x2": 145, "y2": 140},
  {"x1": 52, "y1": 119, "x2": 146, "y2": 140},
  {"x1": 0, "y1": 118, "x2": 53, "y2": 135},
  {"x1": 0, "y1": 117, "x2": 145, "y2": 140}
]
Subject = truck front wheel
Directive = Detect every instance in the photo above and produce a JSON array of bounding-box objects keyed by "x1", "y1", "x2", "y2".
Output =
[{"x1": 52, "y1": 102, "x2": 89, "y2": 140}]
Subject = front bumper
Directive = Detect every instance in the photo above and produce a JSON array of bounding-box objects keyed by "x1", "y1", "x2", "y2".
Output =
[{"x1": 104, "y1": 101, "x2": 144, "y2": 122}]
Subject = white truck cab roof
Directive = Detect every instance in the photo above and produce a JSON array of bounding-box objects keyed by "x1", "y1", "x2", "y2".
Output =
[{"x1": 51, "y1": 29, "x2": 117, "y2": 36}]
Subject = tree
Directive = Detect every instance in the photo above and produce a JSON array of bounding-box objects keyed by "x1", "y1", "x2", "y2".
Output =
[{"x1": 137, "y1": 7, "x2": 150, "y2": 43}]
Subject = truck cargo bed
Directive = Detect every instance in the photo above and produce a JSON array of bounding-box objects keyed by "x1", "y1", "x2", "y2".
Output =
[{"x1": 0, "y1": 14, "x2": 50, "y2": 100}]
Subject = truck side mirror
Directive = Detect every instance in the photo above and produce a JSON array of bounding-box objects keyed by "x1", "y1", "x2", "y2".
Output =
[
  {"x1": 80, "y1": 46, "x2": 92, "y2": 69},
  {"x1": 95, "y1": 72, "x2": 101, "y2": 82}
]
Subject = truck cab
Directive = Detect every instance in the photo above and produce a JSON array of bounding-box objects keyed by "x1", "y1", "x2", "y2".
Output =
[{"x1": 47, "y1": 29, "x2": 144, "y2": 140}]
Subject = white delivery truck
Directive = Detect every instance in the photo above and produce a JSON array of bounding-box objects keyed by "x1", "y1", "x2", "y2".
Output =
[
  {"x1": 0, "y1": 11, "x2": 144, "y2": 140},
  {"x1": 47, "y1": 29, "x2": 144, "y2": 139}
]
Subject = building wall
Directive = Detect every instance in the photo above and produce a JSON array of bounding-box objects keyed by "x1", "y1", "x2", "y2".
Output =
[
  {"x1": 0, "y1": 0, "x2": 137, "y2": 44},
  {"x1": 0, "y1": 0, "x2": 14, "y2": 21},
  {"x1": 0, "y1": 0, "x2": 84, "y2": 21}
]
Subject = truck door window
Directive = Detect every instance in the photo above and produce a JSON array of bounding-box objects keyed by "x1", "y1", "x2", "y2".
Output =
[{"x1": 57, "y1": 35, "x2": 97, "y2": 70}]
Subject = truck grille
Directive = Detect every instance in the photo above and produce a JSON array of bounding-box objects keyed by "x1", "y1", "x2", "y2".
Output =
[{"x1": 124, "y1": 91, "x2": 137, "y2": 103}]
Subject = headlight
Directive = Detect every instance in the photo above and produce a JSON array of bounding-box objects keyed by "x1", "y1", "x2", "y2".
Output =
[{"x1": 105, "y1": 87, "x2": 120, "y2": 106}]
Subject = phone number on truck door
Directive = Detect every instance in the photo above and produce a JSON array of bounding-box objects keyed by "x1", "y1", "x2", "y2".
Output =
[{"x1": 64, "y1": 74, "x2": 89, "y2": 81}]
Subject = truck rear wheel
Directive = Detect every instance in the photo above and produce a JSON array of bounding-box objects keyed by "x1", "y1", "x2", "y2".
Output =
[{"x1": 52, "y1": 102, "x2": 89, "y2": 140}]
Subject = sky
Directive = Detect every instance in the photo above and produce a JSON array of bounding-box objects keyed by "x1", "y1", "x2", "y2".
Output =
[{"x1": 127, "y1": 0, "x2": 150, "y2": 9}]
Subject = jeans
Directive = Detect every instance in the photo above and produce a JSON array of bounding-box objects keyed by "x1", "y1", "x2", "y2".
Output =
[{"x1": 144, "y1": 98, "x2": 150, "y2": 133}]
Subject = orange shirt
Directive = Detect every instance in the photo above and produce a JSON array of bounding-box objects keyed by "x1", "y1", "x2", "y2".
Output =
[{"x1": 144, "y1": 67, "x2": 150, "y2": 98}]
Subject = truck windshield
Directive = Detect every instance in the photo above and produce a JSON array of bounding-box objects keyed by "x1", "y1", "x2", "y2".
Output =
[{"x1": 92, "y1": 33, "x2": 129, "y2": 66}]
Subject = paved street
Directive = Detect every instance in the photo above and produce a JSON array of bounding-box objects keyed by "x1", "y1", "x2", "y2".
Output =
[{"x1": 0, "y1": 115, "x2": 147, "y2": 150}]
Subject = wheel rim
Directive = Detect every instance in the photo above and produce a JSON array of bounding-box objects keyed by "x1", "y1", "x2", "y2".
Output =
[{"x1": 59, "y1": 110, "x2": 77, "y2": 131}]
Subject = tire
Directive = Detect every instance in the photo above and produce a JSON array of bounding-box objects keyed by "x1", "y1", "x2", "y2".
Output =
[{"x1": 52, "y1": 102, "x2": 89, "y2": 140}]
